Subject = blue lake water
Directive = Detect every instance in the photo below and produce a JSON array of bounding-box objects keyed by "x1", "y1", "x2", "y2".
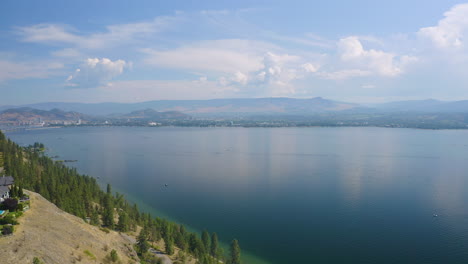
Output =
[{"x1": 6, "y1": 126, "x2": 468, "y2": 263}]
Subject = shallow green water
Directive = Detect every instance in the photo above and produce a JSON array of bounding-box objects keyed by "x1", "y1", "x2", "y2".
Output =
[{"x1": 7, "y1": 127, "x2": 468, "y2": 264}]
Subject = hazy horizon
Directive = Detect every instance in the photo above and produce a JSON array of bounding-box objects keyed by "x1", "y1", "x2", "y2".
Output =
[{"x1": 0, "y1": 96, "x2": 457, "y2": 108}]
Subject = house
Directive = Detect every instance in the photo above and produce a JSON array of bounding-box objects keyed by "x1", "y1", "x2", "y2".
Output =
[
  {"x1": 0, "y1": 185, "x2": 9, "y2": 202},
  {"x1": 0, "y1": 176, "x2": 14, "y2": 187},
  {"x1": 0, "y1": 175, "x2": 14, "y2": 202}
]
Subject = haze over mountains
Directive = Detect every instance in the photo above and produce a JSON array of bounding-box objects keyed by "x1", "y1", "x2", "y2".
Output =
[
  {"x1": 0, "y1": 108, "x2": 89, "y2": 125},
  {"x1": 3, "y1": 97, "x2": 468, "y2": 118},
  {"x1": 0, "y1": 97, "x2": 357, "y2": 116},
  {"x1": 0, "y1": 107, "x2": 191, "y2": 125}
]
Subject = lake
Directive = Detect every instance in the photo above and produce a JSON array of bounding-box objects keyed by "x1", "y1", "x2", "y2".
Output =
[{"x1": 6, "y1": 126, "x2": 468, "y2": 264}]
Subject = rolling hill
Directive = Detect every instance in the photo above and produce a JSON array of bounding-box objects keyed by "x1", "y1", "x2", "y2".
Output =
[{"x1": 0, "y1": 97, "x2": 359, "y2": 116}]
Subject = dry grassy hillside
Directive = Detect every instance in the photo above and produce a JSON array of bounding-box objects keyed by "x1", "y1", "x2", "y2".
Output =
[{"x1": 0, "y1": 191, "x2": 139, "y2": 264}]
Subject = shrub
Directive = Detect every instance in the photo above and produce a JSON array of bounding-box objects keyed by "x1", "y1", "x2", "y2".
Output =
[
  {"x1": 3, "y1": 198, "x2": 18, "y2": 211},
  {"x1": 33, "y1": 257, "x2": 44, "y2": 264},
  {"x1": 0, "y1": 215, "x2": 18, "y2": 225},
  {"x1": 83, "y1": 250, "x2": 96, "y2": 260},
  {"x1": 99, "y1": 227, "x2": 110, "y2": 233},
  {"x1": 2, "y1": 225, "x2": 14, "y2": 235},
  {"x1": 110, "y1": 249, "x2": 119, "y2": 262}
]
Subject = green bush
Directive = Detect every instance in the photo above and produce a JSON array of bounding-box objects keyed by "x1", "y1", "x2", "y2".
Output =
[
  {"x1": 33, "y1": 257, "x2": 44, "y2": 264},
  {"x1": 84, "y1": 250, "x2": 96, "y2": 260},
  {"x1": 0, "y1": 215, "x2": 18, "y2": 225},
  {"x1": 99, "y1": 227, "x2": 110, "y2": 233},
  {"x1": 110, "y1": 249, "x2": 119, "y2": 262}
]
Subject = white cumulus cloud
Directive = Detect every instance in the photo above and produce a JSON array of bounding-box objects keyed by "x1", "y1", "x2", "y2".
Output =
[
  {"x1": 66, "y1": 58, "x2": 127, "y2": 88},
  {"x1": 418, "y1": 4, "x2": 468, "y2": 49},
  {"x1": 336, "y1": 36, "x2": 416, "y2": 77}
]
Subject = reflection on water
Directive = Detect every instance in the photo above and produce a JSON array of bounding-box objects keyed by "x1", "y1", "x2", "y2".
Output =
[{"x1": 7, "y1": 127, "x2": 468, "y2": 264}]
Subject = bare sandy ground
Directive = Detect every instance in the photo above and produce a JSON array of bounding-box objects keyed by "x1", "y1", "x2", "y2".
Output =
[{"x1": 0, "y1": 191, "x2": 139, "y2": 264}]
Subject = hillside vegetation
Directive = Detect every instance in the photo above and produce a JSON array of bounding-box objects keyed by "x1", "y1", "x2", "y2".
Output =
[{"x1": 0, "y1": 131, "x2": 241, "y2": 264}]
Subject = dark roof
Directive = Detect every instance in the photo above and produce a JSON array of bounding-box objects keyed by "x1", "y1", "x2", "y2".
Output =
[
  {"x1": 0, "y1": 185, "x2": 9, "y2": 196},
  {"x1": 0, "y1": 176, "x2": 14, "y2": 186}
]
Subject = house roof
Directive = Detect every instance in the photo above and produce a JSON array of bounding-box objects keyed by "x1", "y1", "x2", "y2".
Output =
[
  {"x1": 0, "y1": 176, "x2": 14, "y2": 186},
  {"x1": 0, "y1": 185, "x2": 9, "y2": 196}
]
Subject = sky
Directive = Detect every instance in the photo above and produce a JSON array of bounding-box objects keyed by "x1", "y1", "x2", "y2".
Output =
[{"x1": 1, "y1": 0, "x2": 468, "y2": 105}]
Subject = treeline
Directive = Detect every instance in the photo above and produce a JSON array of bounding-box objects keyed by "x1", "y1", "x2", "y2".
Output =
[{"x1": 0, "y1": 131, "x2": 241, "y2": 264}]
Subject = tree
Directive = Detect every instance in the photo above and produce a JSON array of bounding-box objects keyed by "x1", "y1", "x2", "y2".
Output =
[
  {"x1": 18, "y1": 185, "x2": 24, "y2": 197},
  {"x1": 202, "y1": 230, "x2": 210, "y2": 252},
  {"x1": 229, "y1": 239, "x2": 241, "y2": 264},
  {"x1": 117, "y1": 212, "x2": 129, "y2": 232},
  {"x1": 90, "y1": 208, "x2": 100, "y2": 226},
  {"x1": 137, "y1": 229, "x2": 150, "y2": 255},
  {"x1": 9, "y1": 185, "x2": 17, "y2": 198},
  {"x1": 110, "y1": 249, "x2": 119, "y2": 262},
  {"x1": 166, "y1": 236, "x2": 174, "y2": 255},
  {"x1": 107, "y1": 183, "x2": 112, "y2": 195},
  {"x1": 3, "y1": 198, "x2": 18, "y2": 211},
  {"x1": 102, "y1": 195, "x2": 114, "y2": 228},
  {"x1": 210, "y1": 232, "x2": 219, "y2": 257}
]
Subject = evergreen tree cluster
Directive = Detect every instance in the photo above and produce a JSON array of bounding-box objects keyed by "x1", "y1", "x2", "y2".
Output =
[
  {"x1": 136, "y1": 219, "x2": 225, "y2": 264},
  {"x1": 0, "y1": 131, "x2": 241, "y2": 263}
]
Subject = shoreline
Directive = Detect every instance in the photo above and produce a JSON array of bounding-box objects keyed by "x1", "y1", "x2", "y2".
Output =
[
  {"x1": 5, "y1": 124, "x2": 468, "y2": 134},
  {"x1": 106, "y1": 184, "x2": 272, "y2": 264}
]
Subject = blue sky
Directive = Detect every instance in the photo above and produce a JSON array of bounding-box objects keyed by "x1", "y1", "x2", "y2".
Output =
[{"x1": 1, "y1": 0, "x2": 468, "y2": 104}]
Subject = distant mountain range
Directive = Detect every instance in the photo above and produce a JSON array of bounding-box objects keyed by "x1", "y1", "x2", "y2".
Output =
[
  {"x1": 114, "y1": 108, "x2": 191, "y2": 120},
  {"x1": 0, "y1": 97, "x2": 358, "y2": 116},
  {"x1": 3, "y1": 97, "x2": 468, "y2": 129},
  {"x1": 372, "y1": 99, "x2": 468, "y2": 112},
  {"x1": 0, "y1": 108, "x2": 88, "y2": 124},
  {"x1": 2, "y1": 98, "x2": 468, "y2": 120},
  {"x1": 0, "y1": 107, "x2": 190, "y2": 124}
]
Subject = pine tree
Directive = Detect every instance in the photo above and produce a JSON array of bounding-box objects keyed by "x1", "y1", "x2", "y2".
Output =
[
  {"x1": 117, "y1": 212, "x2": 129, "y2": 232},
  {"x1": 102, "y1": 195, "x2": 114, "y2": 228},
  {"x1": 9, "y1": 185, "x2": 14, "y2": 198},
  {"x1": 229, "y1": 239, "x2": 241, "y2": 264},
  {"x1": 202, "y1": 230, "x2": 210, "y2": 252},
  {"x1": 18, "y1": 185, "x2": 24, "y2": 197},
  {"x1": 137, "y1": 229, "x2": 150, "y2": 255},
  {"x1": 166, "y1": 236, "x2": 174, "y2": 255},
  {"x1": 90, "y1": 208, "x2": 100, "y2": 226},
  {"x1": 210, "y1": 232, "x2": 219, "y2": 257}
]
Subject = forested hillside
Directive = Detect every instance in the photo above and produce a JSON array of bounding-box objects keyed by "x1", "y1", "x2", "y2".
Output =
[{"x1": 0, "y1": 131, "x2": 241, "y2": 264}]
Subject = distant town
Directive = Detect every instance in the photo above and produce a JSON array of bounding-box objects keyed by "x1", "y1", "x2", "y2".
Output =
[{"x1": 2, "y1": 97, "x2": 468, "y2": 130}]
